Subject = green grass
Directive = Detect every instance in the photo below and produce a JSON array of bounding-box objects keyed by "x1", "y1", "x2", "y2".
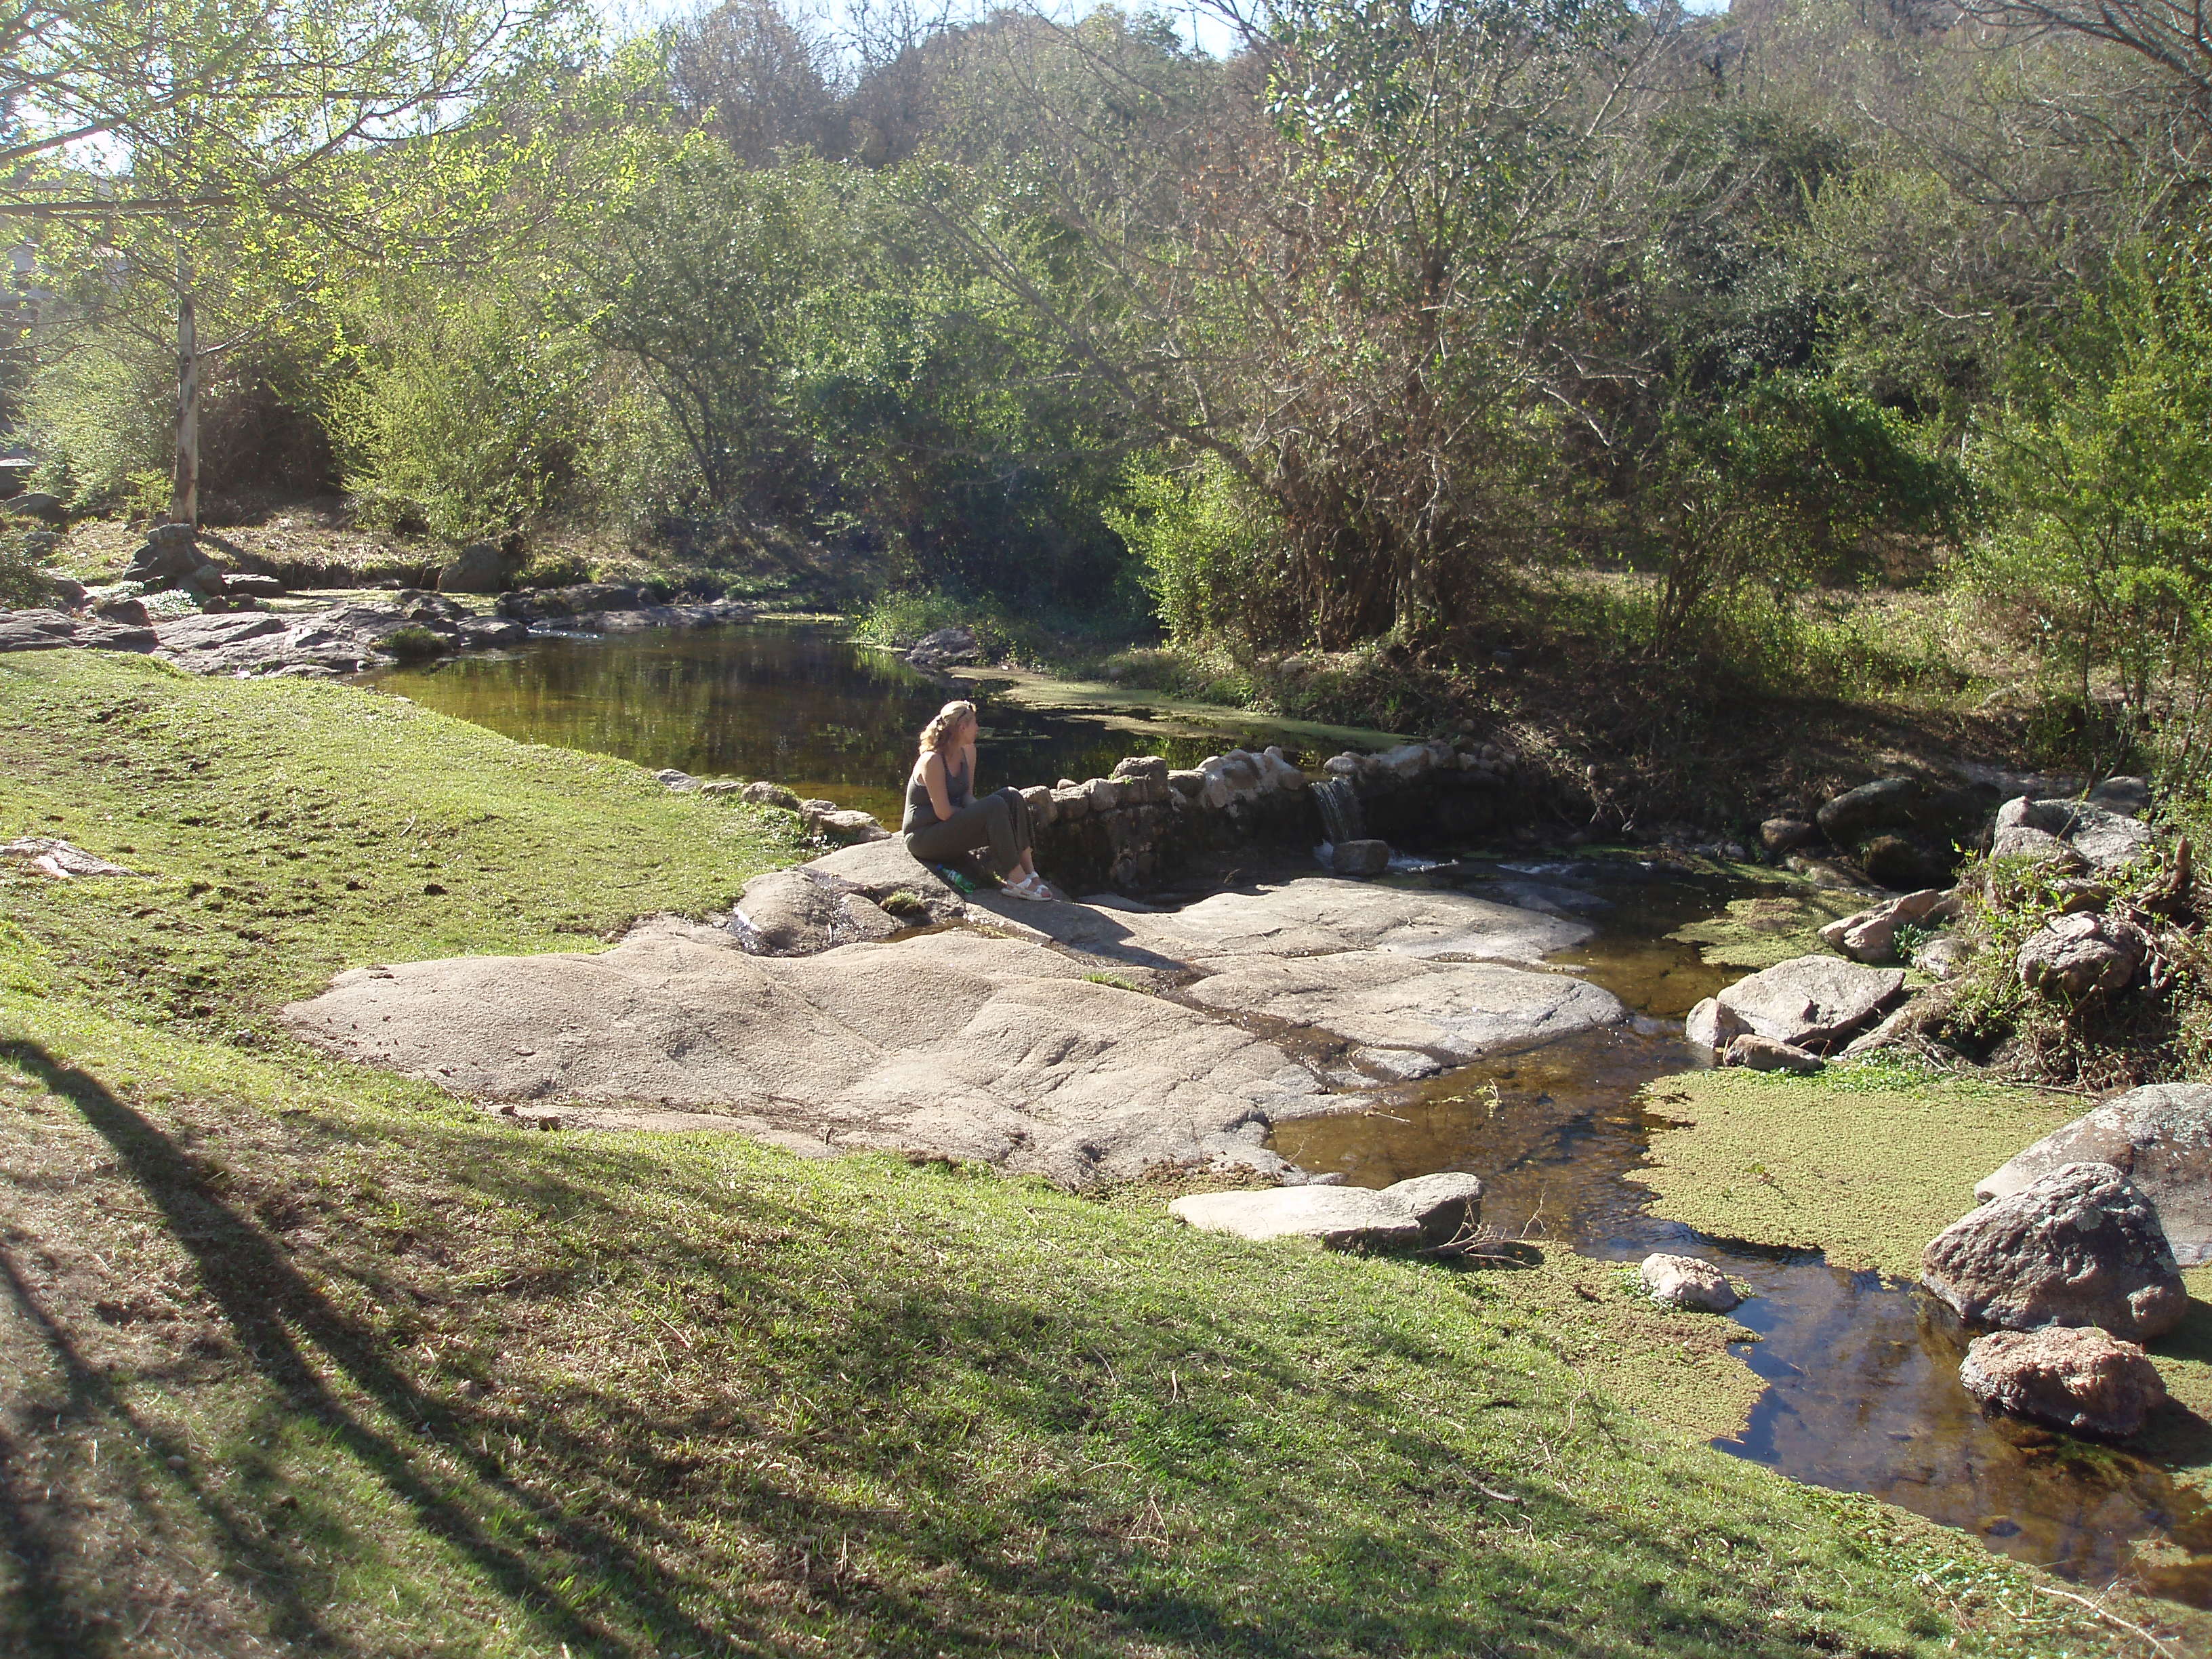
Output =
[{"x1": 1, "y1": 652, "x2": 2202, "y2": 1655}]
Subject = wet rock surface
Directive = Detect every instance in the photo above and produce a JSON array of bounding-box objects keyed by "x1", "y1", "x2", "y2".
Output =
[
  {"x1": 1923, "y1": 1162, "x2": 2189, "y2": 1340},
  {"x1": 1169, "y1": 1172, "x2": 1483, "y2": 1250},
  {"x1": 1959, "y1": 1326, "x2": 2166, "y2": 1439},
  {"x1": 1978, "y1": 1084, "x2": 2212, "y2": 1267}
]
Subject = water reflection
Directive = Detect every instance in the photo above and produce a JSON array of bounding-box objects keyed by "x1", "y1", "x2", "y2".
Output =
[{"x1": 369, "y1": 622, "x2": 1331, "y2": 824}]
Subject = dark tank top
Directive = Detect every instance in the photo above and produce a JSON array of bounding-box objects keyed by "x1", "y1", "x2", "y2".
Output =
[{"x1": 902, "y1": 750, "x2": 972, "y2": 833}]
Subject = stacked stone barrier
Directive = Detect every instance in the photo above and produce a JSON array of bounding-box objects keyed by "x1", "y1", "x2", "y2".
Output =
[{"x1": 1022, "y1": 737, "x2": 1526, "y2": 892}]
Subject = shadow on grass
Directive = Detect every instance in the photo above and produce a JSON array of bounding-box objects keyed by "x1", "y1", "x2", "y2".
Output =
[{"x1": 1, "y1": 1038, "x2": 1975, "y2": 1657}]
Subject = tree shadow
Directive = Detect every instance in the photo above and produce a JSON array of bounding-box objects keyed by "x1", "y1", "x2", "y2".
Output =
[{"x1": 2, "y1": 1039, "x2": 732, "y2": 1656}]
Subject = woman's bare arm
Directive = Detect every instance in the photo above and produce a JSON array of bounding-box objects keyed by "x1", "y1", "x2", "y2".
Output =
[{"x1": 922, "y1": 752, "x2": 956, "y2": 822}]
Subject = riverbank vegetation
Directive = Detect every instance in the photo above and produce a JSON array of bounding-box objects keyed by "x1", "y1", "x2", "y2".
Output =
[
  {"x1": 11, "y1": 0, "x2": 2212, "y2": 816},
  {"x1": 1, "y1": 649, "x2": 2199, "y2": 1654}
]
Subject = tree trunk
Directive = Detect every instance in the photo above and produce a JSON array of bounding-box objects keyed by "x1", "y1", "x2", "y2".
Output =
[{"x1": 169, "y1": 271, "x2": 199, "y2": 528}]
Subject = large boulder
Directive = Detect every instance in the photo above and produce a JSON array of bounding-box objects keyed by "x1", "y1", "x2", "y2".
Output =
[
  {"x1": 1697, "y1": 954, "x2": 1904, "y2": 1053},
  {"x1": 436, "y1": 542, "x2": 515, "y2": 595},
  {"x1": 1959, "y1": 1326, "x2": 2165, "y2": 1439},
  {"x1": 1815, "y1": 777, "x2": 1930, "y2": 845},
  {"x1": 2015, "y1": 912, "x2": 2149, "y2": 1002},
  {"x1": 1977, "y1": 1084, "x2": 2212, "y2": 1267},
  {"x1": 1994, "y1": 797, "x2": 2154, "y2": 872},
  {"x1": 1169, "y1": 1172, "x2": 1483, "y2": 1252},
  {"x1": 7, "y1": 491, "x2": 64, "y2": 524},
  {"x1": 1922, "y1": 1162, "x2": 2189, "y2": 1340}
]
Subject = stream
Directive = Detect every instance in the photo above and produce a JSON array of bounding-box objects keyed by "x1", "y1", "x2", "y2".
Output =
[{"x1": 371, "y1": 619, "x2": 2212, "y2": 1607}]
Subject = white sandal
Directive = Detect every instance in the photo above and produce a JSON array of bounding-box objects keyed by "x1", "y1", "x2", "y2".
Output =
[{"x1": 1004, "y1": 873, "x2": 1051, "y2": 901}]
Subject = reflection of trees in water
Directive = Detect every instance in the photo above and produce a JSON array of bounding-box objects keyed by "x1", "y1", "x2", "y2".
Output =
[{"x1": 377, "y1": 626, "x2": 1289, "y2": 812}]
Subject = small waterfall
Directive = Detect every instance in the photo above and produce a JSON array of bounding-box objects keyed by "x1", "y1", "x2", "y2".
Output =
[{"x1": 1313, "y1": 776, "x2": 1365, "y2": 845}]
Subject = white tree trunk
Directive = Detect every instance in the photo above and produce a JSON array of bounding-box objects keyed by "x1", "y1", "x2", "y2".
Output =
[{"x1": 169, "y1": 272, "x2": 199, "y2": 527}]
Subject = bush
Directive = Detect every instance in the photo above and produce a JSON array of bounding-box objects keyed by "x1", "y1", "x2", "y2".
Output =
[
  {"x1": 1104, "y1": 456, "x2": 1294, "y2": 647},
  {"x1": 380, "y1": 626, "x2": 449, "y2": 661},
  {"x1": 0, "y1": 531, "x2": 52, "y2": 607}
]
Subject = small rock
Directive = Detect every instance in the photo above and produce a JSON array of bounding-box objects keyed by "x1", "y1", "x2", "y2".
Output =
[
  {"x1": 2015, "y1": 912, "x2": 2149, "y2": 1001},
  {"x1": 655, "y1": 769, "x2": 703, "y2": 792},
  {"x1": 1723, "y1": 1033, "x2": 1824, "y2": 1073},
  {"x1": 224, "y1": 573, "x2": 285, "y2": 600},
  {"x1": 1683, "y1": 996, "x2": 1748, "y2": 1054},
  {"x1": 739, "y1": 781, "x2": 801, "y2": 811},
  {"x1": 91, "y1": 596, "x2": 152, "y2": 627},
  {"x1": 1331, "y1": 839, "x2": 1391, "y2": 877},
  {"x1": 1816, "y1": 888, "x2": 1952, "y2": 964},
  {"x1": 1, "y1": 838, "x2": 142, "y2": 879},
  {"x1": 1348, "y1": 1045, "x2": 1445, "y2": 1082},
  {"x1": 1760, "y1": 817, "x2": 1817, "y2": 854},
  {"x1": 808, "y1": 807, "x2": 890, "y2": 845},
  {"x1": 1923, "y1": 1161, "x2": 2188, "y2": 1340},
  {"x1": 1169, "y1": 1172, "x2": 1483, "y2": 1252},
  {"x1": 1639, "y1": 1253, "x2": 1740, "y2": 1312},
  {"x1": 1910, "y1": 933, "x2": 1970, "y2": 980},
  {"x1": 1959, "y1": 1326, "x2": 2165, "y2": 1439},
  {"x1": 1110, "y1": 755, "x2": 1169, "y2": 785}
]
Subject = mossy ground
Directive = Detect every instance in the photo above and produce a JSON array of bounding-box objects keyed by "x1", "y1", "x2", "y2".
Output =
[
  {"x1": 2, "y1": 652, "x2": 2203, "y2": 1654},
  {"x1": 1666, "y1": 888, "x2": 1877, "y2": 972},
  {"x1": 1642, "y1": 1063, "x2": 2212, "y2": 1496}
]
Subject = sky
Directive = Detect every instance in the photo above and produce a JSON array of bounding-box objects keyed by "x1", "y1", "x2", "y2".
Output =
[{"x1": 592, "y1": 0, "x2": 1732, "y2": 62}]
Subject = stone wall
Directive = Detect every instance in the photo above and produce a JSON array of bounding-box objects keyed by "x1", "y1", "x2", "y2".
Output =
[{"x1": 1023, "y1": 738, "x2": 1529, "y2": 892}]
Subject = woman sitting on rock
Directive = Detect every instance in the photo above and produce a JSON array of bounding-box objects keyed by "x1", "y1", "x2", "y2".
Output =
[{"x1": 903, "y1": 699, "x2": 1054, "y2": 900}]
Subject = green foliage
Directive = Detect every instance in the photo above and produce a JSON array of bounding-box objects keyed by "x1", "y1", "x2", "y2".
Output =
[
  {"x1": 0, "y1": 532, "x2": 51, "y2": 607},
  {"x1": 20, "y1": 328, "x2": 173, "y2": 511},
  {"x1": 333, "y1": 289, "x2": 604, "y2": 540},
  {"x1": 1106, "y1": 456, "x2": 1292, "y2": 647},
  {"x1": 1963, "y1": 234, "x2": 2212, "y2": 784}
]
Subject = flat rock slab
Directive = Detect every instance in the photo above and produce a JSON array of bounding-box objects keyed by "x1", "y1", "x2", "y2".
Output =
[
  {"x1": 1170, "y1": 1171, "x2": 1483, "y2": 1250},
  {"x1": 285, "y1": 921, "x2": 1324, "y2": 1185},
  {"x1": 968, "y1": 875, "x2": 1589, "y2": 972},
  {"x1": 1978, "y1": 1083, "x2": 2212, "y2": 1267},
  {"x1": 1181, "y1": 951, "x2": 1624, "y2": 1063}
]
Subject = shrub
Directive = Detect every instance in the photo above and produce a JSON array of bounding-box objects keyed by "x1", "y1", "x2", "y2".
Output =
[{"x1": 380, "y1": 626, "x2": 449, "y2": 661}]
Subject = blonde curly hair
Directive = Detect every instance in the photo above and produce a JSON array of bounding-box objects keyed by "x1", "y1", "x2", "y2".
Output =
[{"x1": 916, "y1": 700, "x2": 977, "y2": 759}]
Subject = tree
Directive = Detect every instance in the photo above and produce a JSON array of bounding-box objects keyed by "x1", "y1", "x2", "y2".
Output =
[{"x1": 6, "y1": 0, "x2": 578, "y2": 525}]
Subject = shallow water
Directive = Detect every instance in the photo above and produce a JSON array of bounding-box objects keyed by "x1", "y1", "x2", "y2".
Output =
[
  {"x1": 370, "y1": 623, "x2": 1349, "y2": 823},
  {"x1": 1273, "y1": 863, "x2": 2212, "y2": 1601}
]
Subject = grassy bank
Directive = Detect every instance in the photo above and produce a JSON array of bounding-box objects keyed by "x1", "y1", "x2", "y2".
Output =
[
  {"x1": 1643, "y1": 1065, "x2": 2212, "y2": 1490},
  {"x1": 1, "y1": 652, "x2": 2200, "y2": 1654}
]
